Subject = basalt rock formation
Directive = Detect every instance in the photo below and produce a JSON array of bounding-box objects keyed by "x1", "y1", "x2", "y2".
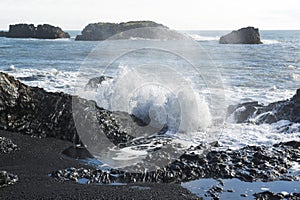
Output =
[
  {"x1": 75, "y1": 21, "x2": 187, "y2": 41},
  {"x1": 228, "y1": 88, "x2": 300, "y2": 126},
  {"x1": 219, "y1": 27, "x2": 262, "y2": 44},
  {"x1": 0, "y1": 24, "x2": 70, "y2": 39},
  {"x1": 0, "y1": 72, "x2": 160, "y2": 145}
]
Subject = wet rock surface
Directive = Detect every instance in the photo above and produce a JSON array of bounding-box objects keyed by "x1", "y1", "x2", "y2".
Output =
[
  {"x1": 85, "y1": 76, "x2": 113, "y2": 90},
  {"x1": 0, "y1": 23, "x2": 70, "y2": 39},
  {"x1": 52, "y1": 141, "x2": 300, "y2": 184},
  {"x1": 0, "y1": 72, "x2": 159, "y2": 145},
  {"x1": 228, "y1": 88, "x2": 300, "y2": 129},
  {"x1": 219, "y1": 27, "x2": 262, "y2": 44},
  {"x1": 254, "y1": 191, "x2": 300, "y2": 200},
  {"x1": 75, "y1": 20, "x2": 188, "y2": 41},
  {"x1": 0, "y1": 137, "x2": 17, "y2": 153},
  {"x1": 0, "y1": 171, "x2": 18, "y2": 187}
]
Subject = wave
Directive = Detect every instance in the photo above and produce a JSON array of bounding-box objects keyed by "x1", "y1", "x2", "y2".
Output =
[
  {"x1": 83, "y1": 65, "x2": 212, "y2": 133},
  {"x1": 261, "y1": 39, "x2": 281, "y2": 44},
  {"x1": 3, "y1": 66, "x2": 78, "y2": 94},
  {"x1": 186, "y1": 34, "x2": 219, "y2": 41}
]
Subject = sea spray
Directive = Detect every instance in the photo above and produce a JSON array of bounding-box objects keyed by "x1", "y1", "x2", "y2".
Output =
[{"x1": 93, "y1": 65, "x2": 212, "y2": 133}]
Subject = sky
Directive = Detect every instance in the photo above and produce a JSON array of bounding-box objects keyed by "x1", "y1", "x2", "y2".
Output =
[{"x1": 1, "y1": 0, "x2": 299, "y2": 30}]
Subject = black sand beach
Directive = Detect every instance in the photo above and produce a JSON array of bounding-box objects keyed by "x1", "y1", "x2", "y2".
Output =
[{"x1": 0, "y1": 130, "x2": 200, "y2": 200}]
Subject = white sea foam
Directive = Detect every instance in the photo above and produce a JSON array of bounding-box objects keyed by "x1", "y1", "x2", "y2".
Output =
[
  {"x1": 287, "y1": 65, "x2": 297, "y2": 69},
  {"x1": 187, "y1": 33, "x2": 219, "y2": 41},
  {"x1": 8, "y1": 64, "x2": 16, "y2": 71},
  {"x1": 4, "y1": 67, "x2": 79, "y2": 94},
  {"x1": 4, "y1": 64, "x2": 299, "y2": 151},
  {"x1": 218, "y1": 122, "x2": 300, "y2": 149},
  {"x1": 261, "y1": 39, "x2": 281, "y2": 44},
  {"x1": 89, "y1": 65, "x2": 212, "y2": 133}
]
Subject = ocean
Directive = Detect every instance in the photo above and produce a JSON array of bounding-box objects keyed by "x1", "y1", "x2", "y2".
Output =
[{"x1": 0, "y1": 30, "x2": 299, "y2": 198}]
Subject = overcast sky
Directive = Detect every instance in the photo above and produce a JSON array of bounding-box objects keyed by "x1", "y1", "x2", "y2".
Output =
[{"x1": 1, "y1": 0, "x2": 299, "y2": 30}]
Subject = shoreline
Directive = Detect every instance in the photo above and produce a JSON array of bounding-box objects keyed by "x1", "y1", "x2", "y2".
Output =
[{"x1": 0, "y1": 130, "x2": 200, "y2": 200}]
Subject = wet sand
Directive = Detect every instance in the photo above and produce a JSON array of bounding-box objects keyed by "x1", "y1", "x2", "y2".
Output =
[{"x1": 0, "y1": 130, "x2": 200, "y2": 200}]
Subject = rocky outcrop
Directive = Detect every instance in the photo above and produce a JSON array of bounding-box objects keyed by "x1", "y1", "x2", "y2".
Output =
[
  {"x1": 75, "y1": 21, "x2": 187, "y2": 41},
  {"x1": 227, "y1": 88, "x2": 300, "y2": 125},
  {"x1": 0, "y1": 72, "x2": 162, "y2": 145},
  {"x1": 52, "y1": 141, "x2": 300, "y2": 183},
  {"x1": 0, "y1": 137, "x2": 17, "y2": 153},
  {"x1": 85, "y1": 76, "x2": 113, "y2": 90},
  {"x1": 0, "y1": 171, "x2": 18, "y2": 187},
  {"x1": 254, "y1": 191, "x2": 300, "y2": 200},
  {"x1": 219, "y1": 27, "x2": 262, "y2": 44},
  {"x1": 0, "y1": 31, "x2": 8, "y2": 37},
  {"x1": 0, "y1": 24, "x2": 70, "y2": 39}
]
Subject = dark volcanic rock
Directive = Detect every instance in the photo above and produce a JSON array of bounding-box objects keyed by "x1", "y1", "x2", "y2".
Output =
[
  {"x1": 0, "y1": 171, "x2": 18, "y2": 187},
  {"x1": 228, "y1": 88, "x2": 300, "y2": 125},
  {"x1": 1, "y1": 23, "x2": 70, "y2": 39},
  {"x1": 0, "y1": 72, "x2": 164, "y2": 145},
  {"x1": 85, "y1": 76, "x2": 113, "y2": 90},
  {"x1": 75, "y1": 21, "x2": 187, "y2": 41},
  {"x1": 254, "y1": 191, "x2": 300, "y2": 200},
  {"x1": 34, "y1": 24, "x2": 70, "y2": 39},
  {"x1": 52, "y1": 141, "x2": 300, "y2": 184},
  {"x1": 0, "y1": 136, "x2": 18, "y2": 153},
  {"x1": 219, "y1": 27, "x2": 262, "y2": 44},
  {"x1": 0, "y1": 31, "x2": 8, "y2": 37}
]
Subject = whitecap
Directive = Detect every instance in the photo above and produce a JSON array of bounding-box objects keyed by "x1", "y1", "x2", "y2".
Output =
[
  {"x1": 261, "y1": 39, "x2": 281, "y2": 44},
  {"x1": 186, "y1": 33, "x2": 219, "y2": 41}
]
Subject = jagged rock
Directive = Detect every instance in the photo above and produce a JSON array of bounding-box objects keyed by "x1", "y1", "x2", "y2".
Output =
[
  {"x1": 0, "y1": 24, "x2": 70, "y2": 39},
  {"x1": 53, "y1": 141, "x2": 300, "y2": 184},
  {"x1": 75, "y1": 21, "x2": 187, "y2": 41},
  {"x1": 85, "y1": 76, "x2": 113, "y2": 90},
  {"x1": 254, "y1": 191, "x2": 300, "y2": 200},
  {"x1": 0, "y1": 72, "x2": 164, "y2": 145},
  {"x1": 34, "y1": 24, "x2": 70, "y2": 39},
  {"x1": 227, "y1": 88, "x2": 300, "y2": 125},
  {"x1": 219, "y1": 27, "x2": 262, "y2": 44},
  {"x1": 0, "y1": 137, "x2": 18, "y2": 153},
  {"x1": 0, "y1": 171, "x2": 18, "y2": 187}
]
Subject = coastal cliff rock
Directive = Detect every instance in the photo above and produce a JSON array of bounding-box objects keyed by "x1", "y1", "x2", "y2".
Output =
[
  {"x1": 228, "y1": 88, "x2": 300, "y2": 125},
  {"x1": 219, "y1": 27, "x2": 262, "y2": 44},
  {"x1": 75, "y1": 21, "x2": 187, "y2": 41},
  {"x1": 0, "y1": 31, "x2": 8, "y2": 37},
  {"x1": 0, "y1": 24, "x2": 70, "y2": 39},
  {"x1": 0, "y1": 72, "x2": 156, "y2": 145}
]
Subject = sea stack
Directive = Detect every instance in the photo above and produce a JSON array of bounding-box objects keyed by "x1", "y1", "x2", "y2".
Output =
[
  {"x1": 75, "y1": 20, "x2": 187, "y2": 41},
  {"x1": 0, "y1": 24, "x2": 70, "y2": 39},
  {"x1": 219, "y1": 27, "x2": 262, "y2": 44}
]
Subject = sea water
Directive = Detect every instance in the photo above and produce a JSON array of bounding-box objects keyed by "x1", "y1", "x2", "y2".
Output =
[
  {"x1": 0, "y1": 30, "x2": 299, "y2": 196},
  {"x1": 1, "y1": 30, "x2": 299, "y2": 145}
]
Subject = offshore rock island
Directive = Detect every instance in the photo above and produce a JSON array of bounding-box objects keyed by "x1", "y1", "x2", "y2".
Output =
[
  {"x1": 0, "y1": 24, "x2": 70, "y2": 39},
  {"x1": 75, "y1": 20, "x2": 188, "y2": 41},
  {"x1": 219, "y1": 27, "x2": 262, "y2": 44}
]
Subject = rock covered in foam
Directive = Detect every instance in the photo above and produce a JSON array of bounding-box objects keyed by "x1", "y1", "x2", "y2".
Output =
[
  {"x1": 228, "y1": 88, "x2": 300, "y2": 126},
  {"x1": 219, "y1": 27, "x2": 262, "y2": 44}
]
